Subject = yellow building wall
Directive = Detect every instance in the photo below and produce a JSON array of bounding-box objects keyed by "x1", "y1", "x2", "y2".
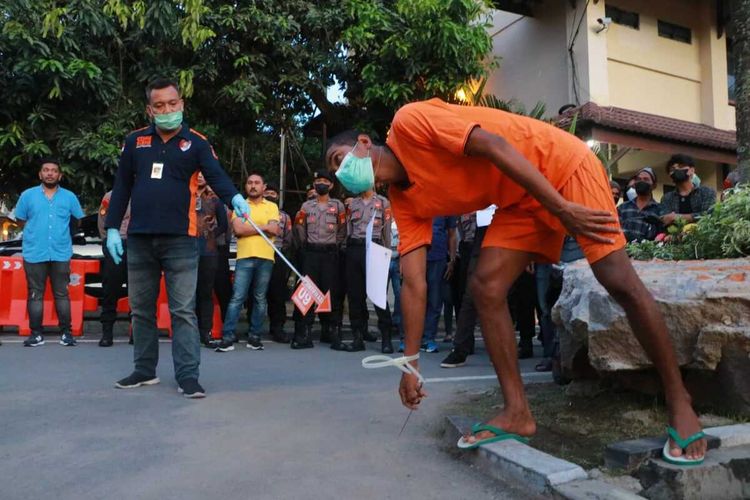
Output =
[{"x1": 603, "y1": 0, "x2": 735, "y2": 129}]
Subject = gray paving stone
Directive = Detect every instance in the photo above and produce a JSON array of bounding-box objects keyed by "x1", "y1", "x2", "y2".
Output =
[
  {"x1": 636, "y1": 444, "x2": 750, "y2": 500},
  {"x1": 552, "y1": 479, "x2": 645, "y2": 499},
  {"x1": 605, "y1": 434, "x2": 721, "y2": 472},
  {"x1": 705, "y1": 423, "x2": 750, "y2": 448},
  {"x1": 445, "y1": 415, "x2": 588, "y2": 494}
]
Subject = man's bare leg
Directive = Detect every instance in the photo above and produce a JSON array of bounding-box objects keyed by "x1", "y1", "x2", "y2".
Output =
[
  {"x1": 462, "y1": 247, "x2": 536, "y2": 444},
  {"x1": 590, "y1": 249, "x2": 706, "y2": 460}
]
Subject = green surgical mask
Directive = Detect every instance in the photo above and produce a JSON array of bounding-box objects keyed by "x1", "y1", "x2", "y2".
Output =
[
  {"x1": 153, "y1": 110, "x2": 183, "y2": 131},
  {"x1": 335, "y1": 145, "x2": 374, "y2": 195}
]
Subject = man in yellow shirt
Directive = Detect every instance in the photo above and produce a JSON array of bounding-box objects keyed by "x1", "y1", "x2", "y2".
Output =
[{"x1": 215, "y1": 173, "x2": 281, "y2": 351}]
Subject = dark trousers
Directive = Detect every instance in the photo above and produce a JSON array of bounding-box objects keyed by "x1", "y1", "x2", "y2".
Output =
[
  {"x1": 293, "y1": 247, "x2": 341, "y2": 329},
  {"x1": 453, "y1": 252, "x2": 480, "y2": 356},
  {"x1": 101, "y1": 240, "x2": 128, "y2": 332},
  {"x1": 128, "y1": 235, "x2": 200, "y2": 382},
  {"x1": 509, "y1": 270, "x2": 537, "y2": 351},
  {"x1": 196, "y1": 255, "x2": 218, "y2": 337},
  {"x1": 213, "y1": 244, "x2": 232, "y2": 320},
  {"x1": 345, "y1": 244, "x2": 392, "y2": 334},
  {"x1": 267, "y1": 258, "x2": 290, "y2": 334},
  {"x1": 424, "y1": 259, "x2": 447, "y2": 343},
  {"x1": 332, "y1": 250, "x2": 347, "y2": 328},
  {"x1": 455, "y1": 241, "x2": 474, "y2": 316},
  {"x1": 23, "y1": 260, "x2": 71, "y2": 335}
]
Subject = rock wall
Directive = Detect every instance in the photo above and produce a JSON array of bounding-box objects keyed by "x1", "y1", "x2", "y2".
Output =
[{"x1": 552, "y1": 259, "x2": 750, "y2": 414}]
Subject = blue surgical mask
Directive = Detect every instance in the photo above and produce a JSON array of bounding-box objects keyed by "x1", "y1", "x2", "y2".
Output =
[
  {"x1": 692, "y1": 173, "x2": 701, "y2": 187},
  {"x1": 335, "y1": 144, "x2": 374, "y2": 195}
]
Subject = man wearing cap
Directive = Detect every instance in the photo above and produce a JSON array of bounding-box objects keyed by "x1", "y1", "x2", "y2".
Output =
[
  {"x1": 617, "y1": 167, "x2": 665, "y2": 242},
  {"x1": 660, "y1": 154, "x2": 716, "y2": 227},
  {"x1": 291, "y1": 170, "x2": 346, "y2": 349},
  {"x1": 263, "y1": 183, "x2": 293, "y2": 343}
]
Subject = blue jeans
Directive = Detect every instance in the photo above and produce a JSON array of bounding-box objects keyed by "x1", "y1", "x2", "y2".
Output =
[
  {"x1": 389, "y1": 256, "x2": 402, "y2": 336},
  {"x1": 222, "y1": 257, "x2": 273, "y2": 341},
  {"x1": 127, "y1": 235, "x2": 199, "y2": 383},
  {"x1": 423, "y1": 259, "x2": 447, "y2": 344}
]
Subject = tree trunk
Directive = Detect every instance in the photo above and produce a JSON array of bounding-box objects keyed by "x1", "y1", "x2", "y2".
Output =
[{"x1": 732, "y1": 0, "x2": 750, "y2": 183}]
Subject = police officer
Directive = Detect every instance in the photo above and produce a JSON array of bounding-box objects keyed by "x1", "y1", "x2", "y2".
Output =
[
  {"x1": 264, "y1": 183, "x2": 293, "y2": 343},
  {"x1": 343, "y1": 188, "x2": 393, "y2": 352},
  {"x1": 97, "y1": 191, "x2": 130, "y2": 347},
  {"x1": 456, "y1": 211, "x2": 477, "y2": 317},
  {"x1": 291, "y1": 171, "x2": 346, "y2": 349}
]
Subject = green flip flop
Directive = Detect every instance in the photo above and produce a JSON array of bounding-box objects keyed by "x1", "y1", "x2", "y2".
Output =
[
  {"x1": 457, "y1": 423, "x2": 530, "y2": 450},
  {"x1": 661, "y1": 426, "x2": 706, "y2": 466}
]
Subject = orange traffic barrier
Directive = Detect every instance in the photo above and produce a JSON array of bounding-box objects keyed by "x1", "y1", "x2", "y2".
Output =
[
  {"x1": 0, "y1": 257, "x2": 98, "y2": 336},
  {"x1": 156, "y1": 274, "x2": 223, "y2": 339}
]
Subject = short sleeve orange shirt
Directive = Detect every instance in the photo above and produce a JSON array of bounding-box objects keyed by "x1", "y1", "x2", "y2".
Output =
[{"x1": 386, "y1": 99, "x2": 589, "y2": 255}]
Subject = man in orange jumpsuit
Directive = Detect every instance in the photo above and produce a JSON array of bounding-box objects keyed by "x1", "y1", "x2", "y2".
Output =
[{"x1": 325, "y1": 99, "x2": 706, "y2": 463}]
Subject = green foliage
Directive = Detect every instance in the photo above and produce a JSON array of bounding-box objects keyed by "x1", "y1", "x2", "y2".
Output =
[
  {"x1": 627, "y1": 185, "x2": 750, "y2": 260},
  {"x1": 341, "y1": 0, "x2": 496, "y2": 128},
  {"x1": 1, "y1": 0, "x2": 497, "y2": 209}
]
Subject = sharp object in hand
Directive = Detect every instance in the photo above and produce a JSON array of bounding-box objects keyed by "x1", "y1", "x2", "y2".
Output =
[{"x1": 398, "y1": 382, "x2": 423, "y2": 437}]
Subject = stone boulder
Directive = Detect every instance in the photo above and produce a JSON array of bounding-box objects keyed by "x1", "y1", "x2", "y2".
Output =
[{"x1": 552, "y1": 259, "x2": 750, "y2": 415}]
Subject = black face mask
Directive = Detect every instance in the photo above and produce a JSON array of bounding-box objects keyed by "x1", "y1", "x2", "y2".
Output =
[
  {"x1": 670, "y1": 169, "x2": 689, "y2": 183},
  {"x1": 314, "y1": 183, "x2": 330, "y2": 195},
  {"x1": 634, "y1": 181, "x2": 652, "y2": 196}
]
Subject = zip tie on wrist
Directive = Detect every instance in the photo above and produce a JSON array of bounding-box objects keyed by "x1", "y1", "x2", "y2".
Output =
[{"x1": 362, "y1": 353, "x2": 425, "y2": 385}]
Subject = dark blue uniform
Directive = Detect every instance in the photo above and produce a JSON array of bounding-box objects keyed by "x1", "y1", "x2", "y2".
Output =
[{"x1": 106, "y1": 124, "x2": 238, "y2": 233}]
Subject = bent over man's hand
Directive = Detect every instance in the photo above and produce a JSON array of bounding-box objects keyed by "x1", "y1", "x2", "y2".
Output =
[
  {"x1": 557, "y1": 201, "x2": 620, "y2": 244},
  {"x1": 399, "y1": 371, "x2": 427, "y2": 410}
]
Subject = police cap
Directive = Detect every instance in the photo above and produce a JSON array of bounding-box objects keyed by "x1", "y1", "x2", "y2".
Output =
[{"x1": 313, "y1": 170, "x2": 334, "y2": 183}]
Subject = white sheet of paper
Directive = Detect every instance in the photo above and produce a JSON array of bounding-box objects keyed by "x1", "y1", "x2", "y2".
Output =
[
  {"x1": 476, "y1": 204, "x2": 497, "y2": 227},
  {"x1": 366, "y1": 215, "x2": 392, "y2": 309}
]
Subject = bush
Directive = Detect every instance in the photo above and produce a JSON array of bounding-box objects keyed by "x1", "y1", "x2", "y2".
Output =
[{"x1": 627, "y1": 185, "x2": 750, "y2": 260}]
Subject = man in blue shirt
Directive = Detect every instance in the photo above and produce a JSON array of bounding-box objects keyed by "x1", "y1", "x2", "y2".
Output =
[
  {"x1": 105, "y1": 78, "x2": 250, "y2": 399},
  {"x1": 14, "y1": 158, "x2": 84, "y2": 347},
  {"x1": 422, "y1": 216, "x2": 457, "y2": 353}
]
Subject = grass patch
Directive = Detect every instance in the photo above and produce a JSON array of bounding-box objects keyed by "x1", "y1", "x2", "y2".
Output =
[{"x1": 443, "y1": 382, "x2": 742, "y2": 470}]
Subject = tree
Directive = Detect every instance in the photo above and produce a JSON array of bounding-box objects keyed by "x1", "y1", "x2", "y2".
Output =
[
  {"x1": 0, "y1": 0, "x2": 497, "y2": 208},
  {"x1": 731, "y1": 0, "x2": 750, "y2": 183}
]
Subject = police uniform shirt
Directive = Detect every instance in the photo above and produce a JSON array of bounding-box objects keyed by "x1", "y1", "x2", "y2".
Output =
[
  {"x1": 97, "y1": 191, "x2": 130, "y2": 240},
  {"x1": 293, "y1": 198, "x2": 346, "y2": 246},
  {"x1": 275, "y1": 210, "x2": 292, "y2": 251},
  {"x1": 105, "y1": 123, "x2": 238, "y2": 236},
  {"x1": 458, "y1": 212, "x2": 477, "y2": 244},
  {"x1": 346, "y1": 194, "x2": 392, "y2": 248}
]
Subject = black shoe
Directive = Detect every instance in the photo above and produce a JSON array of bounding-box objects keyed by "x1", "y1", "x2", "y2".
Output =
[
  {"x1": 381, "y1": 329, "x2": 393, "y2": 354},
  {"x1": 246, "y1": 336, "x2": 264, "y2": 350},
  {"x1": 363, "y1": 330, "x2": 378, "y2": 342},
  {"x1": 440, "y1": 350, "x2": 467, "y2": 368},
  {"x1": 214, "y1": 339, "x2": 235, "y2": 352},
  {"x1": 270, "y1": 330, "x2": 290, "y2": 344},
  {"x1": 60, "y1": 333, "x2": 77, "y2": 346},
  {"x1": 329, "y1": 326, "x2": 349, "y2": 351},
  {"x1": 291, "y1": 325, "x2": 314, "y2": 349},
  {"x1": 177, "y1": 378, "x2": 206, "y2": 399},
  {"x1": 128, "y1": 335, "x2": 134, "y2": 345},
  {"x1": 98, "y1": 336, "x2": 114, "y2": 347},
  {"x1": 115, "y1": 372, "x2": 160, "y2": 389},
  {"x1": 518, "y1": 347, "x2": 534, "y2": 359},
  {"x1": 23, "y1": 335, "x2": 45, "y2": 347}
]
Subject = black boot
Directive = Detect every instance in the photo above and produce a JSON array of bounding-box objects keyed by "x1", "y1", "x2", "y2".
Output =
[
  {"x1": 291, "y1": 324, "x2": 314, "y2": 349},
  {"x1": 270, "y1": 324, "x2": 289, "y2": 344},
  {"x1": 99, "y1": 324, "x2": 114, "y2": 347},
  {"x1": 330, "y1": 325, "x2": 349, "y2": 351},
  {"x1": 363, "y1": 329, "x2": 378, "y2": 342},
  {"x1": 200, "y1": 331, "x2": 217, "y2": 348},
  {"x1": 347, "y1": 329, "x2": 366, "y2": 352},
  {"x1": 319, "y1": 323, "x2": 331, "y2": 344},
  {"x1": 380, "y1": 329, "x2": 393, "y2": 354}
]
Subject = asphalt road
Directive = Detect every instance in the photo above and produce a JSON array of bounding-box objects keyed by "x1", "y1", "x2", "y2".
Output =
[{"x1": 0, "y1": 327, "x2": 547, "y2": 500}]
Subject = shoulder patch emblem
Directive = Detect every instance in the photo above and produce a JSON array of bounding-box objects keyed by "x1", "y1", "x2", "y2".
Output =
[{"x1": 136, "y1": 136, "x2": 152, "y2": 148}]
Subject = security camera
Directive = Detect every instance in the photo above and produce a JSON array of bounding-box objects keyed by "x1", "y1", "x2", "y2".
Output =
[{"x1": 595, "y1": 17, "x2": 612, "y2": 33}]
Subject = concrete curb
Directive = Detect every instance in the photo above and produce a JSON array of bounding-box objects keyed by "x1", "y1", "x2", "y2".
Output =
[
  {"x1": 445, "y1": 415, "x2": 643, "y2": 498},
  {"x1": 605, "y1": 423, "x2": 750, "y2": 471}
]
